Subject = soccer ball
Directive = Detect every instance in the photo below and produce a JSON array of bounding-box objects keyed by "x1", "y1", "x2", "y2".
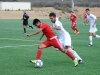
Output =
[{"x1": 35, "y1": 60, "x2": 43, "y2": 68}]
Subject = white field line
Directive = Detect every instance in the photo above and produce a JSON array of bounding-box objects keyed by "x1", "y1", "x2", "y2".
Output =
[
  {"x1": 0, "y1": 44, "x2": 39, "y2": 49},
  {"x1": 0, "y1": 38, "x2": 43, "y2": 42}
]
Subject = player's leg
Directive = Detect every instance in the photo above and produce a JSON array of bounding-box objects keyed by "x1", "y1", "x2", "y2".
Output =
[
  {"x1": 63, "y1": 35, "x2": 83, "y2": 64},
  {"x1": 88, "y1": 32, "x2": 93, "y2": 46},
  {"x1": 73, "y1": 23, "x2": 79, "y2": 34},
  {"x1": 66, "y1": 46, "x2": 83, "y2": 64},
  {"x1": 30, "y1": 40, "x2": 50, "y2": 63},
  {"x1": 92, "y1": 29, "x2": 100, "y2": 38},
  {"x1": 51, "y1": 38, "x2": 78, "y2": 66},
  {"x1": 23, "y1": 21, "x2": 27, "y2": 34},
  {"x1": 23, "y1": 25, "x2": 26, "y2": 34},
  {"x1": 29, "y1": 25, "x2": 33, "y2": 29},
  {"x1": 71, "y1": 23, "x2": 76, "y2": 33},
  {"x1": 26, "y1": 21, "x2": 33, "y2": 29}
]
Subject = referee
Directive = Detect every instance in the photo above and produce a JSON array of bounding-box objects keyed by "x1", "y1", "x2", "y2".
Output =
[{"x1": 22, "y1": 10, "x2": 33, "y2": 34}]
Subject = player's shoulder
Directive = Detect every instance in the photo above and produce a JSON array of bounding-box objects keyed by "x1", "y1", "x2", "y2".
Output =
[
  {"x1": 90, "y1": 14, "x2": 95, "y2": 16},
  {"x1": 55, "y1": 20, "x2": 61, "y2": 24}
]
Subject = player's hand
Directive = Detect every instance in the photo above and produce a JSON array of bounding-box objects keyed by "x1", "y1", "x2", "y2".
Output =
[
  {"x1": 50, "y1": 26, "x2": 53, "y2": 29},
  {"x1": 26, "y1": 34, "x2": 31, "y2": 37}
]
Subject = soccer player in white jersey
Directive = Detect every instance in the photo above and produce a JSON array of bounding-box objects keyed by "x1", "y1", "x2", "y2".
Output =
[
  {"x1": 49, "y1": 12, "x2": 84, "y2": 64},
  {"x1": 85, "y1": 9, "x2": 100, "y2": 46}
]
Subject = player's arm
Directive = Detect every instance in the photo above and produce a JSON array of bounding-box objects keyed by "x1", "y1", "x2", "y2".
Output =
[
  {"x1": 53, "y1": 26, "x2": 61, "y2": 30},
  {"x1": 40, "y1": 33, "x2": 44, "y2": 40},
  {"x1": 26, "y1": 29, "x2": 42, "y2": 37},
  {"x1": 91, "y1": 14, "x2": 97, "y2": 27},
  {"x1": 52, "y1": 22, "x2": 61, "y2": 30}
]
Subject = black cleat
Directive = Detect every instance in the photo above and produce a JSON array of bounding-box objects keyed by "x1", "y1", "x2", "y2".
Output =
[{"x1": 88, "y1": 44, "x2": 93, "y2": 47}]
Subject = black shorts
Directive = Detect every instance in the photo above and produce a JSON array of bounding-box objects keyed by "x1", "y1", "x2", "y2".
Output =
[{"x1": 23, "y1": 21, "x2": 28, "y2": 26}]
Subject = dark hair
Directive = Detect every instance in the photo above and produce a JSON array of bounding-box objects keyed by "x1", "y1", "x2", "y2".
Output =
[
  {"x1": 49, "y1": 12, "x2": 56, "y2": 17},
  {"x1": 70, "y1": 11, "x2": 74, "y2": 13},
  {"x1": 85, "y1": 8, "x2": 90, "y2": 11},
  {"x1": 33, "y1": 19, "x2": 41, "y2": 25}
]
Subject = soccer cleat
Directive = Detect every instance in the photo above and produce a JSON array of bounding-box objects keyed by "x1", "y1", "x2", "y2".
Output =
[
  {"x1": 76, "y1": 32, "x2": 80, "y2": 34},
  {"x1": 24, "y1": 33, "x2": 26, "y2": 34},
  {"x1": 31, "y1": 26, "x2": 33, "y2": 29},
  {"x1": 30, "y1": 60, "x2": 36, "y2": 64},
  {"x1": 88, "y1": 44, "x2": 93, "y2": 47},
  {"x1": 78, "y1": 60, "x2": 84, "y2": 64},
  {"x1": 73, "y1": 58, "x2": 78, "y2": 67}
]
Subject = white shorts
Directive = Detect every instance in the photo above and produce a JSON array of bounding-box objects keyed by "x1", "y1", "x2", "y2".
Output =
[
  {"x1": 59, "y1": 32, "x2": 71, "y2": 48},
  {"x1": 89, "y1": 28, "x2": 97, "y2": 33}
]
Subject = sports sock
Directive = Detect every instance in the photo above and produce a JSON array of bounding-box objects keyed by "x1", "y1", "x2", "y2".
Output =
[
  {"x1": 73, "y1": 52, "x2": 82, "y2": 61},
  {"x1": 74, "y1": 27, "x2": 79, "y2": 32},
  {"x1": 36, "y1": 49, "x2": 42, "y2": 60},
  {"x1": 96, "y1": 35, "x2": 100, "y2": 38},
  {"x1": 65, "y1": 50, "x2": 75, "y2": 60},
  {"x1": 24, "y1": 28, "x2": 26, "y2": 33},
  {"x1": 71, "y1": 27, "x2": 75, "y2": 31},
  {"x1": 29, "y1": 26, "x2": 33, "y2": 29},
  {"x1": 89, "y1": 36, "x2": 92, "y2": 45}
]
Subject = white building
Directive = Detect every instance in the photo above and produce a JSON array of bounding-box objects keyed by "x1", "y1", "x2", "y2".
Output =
[{"x1": 0, "y1": 2, "x2": 31, "y2": 10}]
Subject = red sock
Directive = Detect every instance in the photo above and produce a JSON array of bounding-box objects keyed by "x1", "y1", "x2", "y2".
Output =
[
  {"x1": 74, "y1": 27, "x2": 79, "y2": 32},
  {"x1": 71, "y1": 27, "x2": 75, "y2": 31},
  {"x1": 65, "y1": 51, "x2": 75, "y2": 60},
  {"x1": 36, "y1": 49, "x2": 42, "y2": 60}
]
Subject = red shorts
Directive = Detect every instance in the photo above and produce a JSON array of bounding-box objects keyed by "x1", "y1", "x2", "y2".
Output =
[
  {"x1": 42, "y1": 37, "x2": 63, "y2": 50},
  {"x1": 72, "y1": 22, "x2": 76, "y2": 27}
]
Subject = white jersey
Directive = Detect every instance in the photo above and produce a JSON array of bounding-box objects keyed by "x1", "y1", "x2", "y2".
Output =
[
  {"x1": 87, "y1": 14, "x2": 97, "y2": 29},
  {"x1": 52, "y1": 19, "x2": 71, "y2": 46},
  {"x1": 53, "y1": 20, "x2": 68, "y2": 39}
]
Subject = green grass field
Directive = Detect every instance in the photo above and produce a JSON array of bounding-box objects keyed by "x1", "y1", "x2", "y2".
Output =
[{"x1": 0, "y1": 19, "x2": 100, "y2": 75}]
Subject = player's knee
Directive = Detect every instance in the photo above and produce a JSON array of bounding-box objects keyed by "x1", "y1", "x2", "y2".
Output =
[
  {"x1": 38, "y1": 45, "x2": 43, "y2": 49},
  {"x1": 93, "y1": 34, "x2": 96, "y2": 37},
  {"x1": 38, "y1": 44, "x2": 46, "y2": 49}
]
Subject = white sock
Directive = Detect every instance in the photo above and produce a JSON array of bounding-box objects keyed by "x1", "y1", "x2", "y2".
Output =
[
  {"x1": 89, "y1": 36, "x2": 92, "y2": 45},
  {"x1": 96, "y1": 35, "x2": 100, "y2": 38},
  {"x1": 73, "y1": 52, "x2": 82, "y2": 61}
]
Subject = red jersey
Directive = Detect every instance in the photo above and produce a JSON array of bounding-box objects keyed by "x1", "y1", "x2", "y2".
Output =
[
  {"x1": 40, "y1": 23, "x2": 56, "y2": 40},
  {"x1": 84, "y1": 13, "x2": 87, "y2": 19},
  {"x1": 70, "y1": 14, "x2": 77, "y2": 23}
]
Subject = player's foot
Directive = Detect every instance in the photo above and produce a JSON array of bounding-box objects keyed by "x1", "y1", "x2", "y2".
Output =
[
  {"x1": 88, "y1": 44, "x2": 93, "y2": 47},
  {"x1": 76, "y1": 32, "x2": 80, "y2": 34},
  {"x1": 30, "y1": 60, "x2": 36, "y2": 64},
  {"x1": 29, "y1": 26, "x2": 33, "y2": 29},
  {"x1": 31, "y1": 26, "x2": 33, "y2": 29},
  {"x1": 73, "y1": 58, "x2": 78, "y2": 67},
  {"x1": 24, "y1": 33, "x2": 26, "y2": 34},
  {"x1": 78, "y1": 60, "x2": 84, "y2": 64}
]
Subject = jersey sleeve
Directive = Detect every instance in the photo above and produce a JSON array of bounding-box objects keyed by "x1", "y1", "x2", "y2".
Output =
[
  {"x1": 55, "y1": 21, "x2": 61, "y2": 27},
  {"x1": 91, "y1": 14, "x2": 97, "y2": 20},
  {"x1": 40, "y1": 23, "x2": 46, "y2": 30}
]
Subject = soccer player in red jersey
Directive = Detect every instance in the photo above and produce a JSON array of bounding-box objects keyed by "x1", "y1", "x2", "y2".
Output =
[
  {"x1": 26, "y1": 19, "x2": 78, "y2": 67},
  {"x1": 70, "y1": 11, "x2": 79, "y2": 34},
  {"x1": 83, "y1": 12, "x2": 88, "y2": 25}
]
